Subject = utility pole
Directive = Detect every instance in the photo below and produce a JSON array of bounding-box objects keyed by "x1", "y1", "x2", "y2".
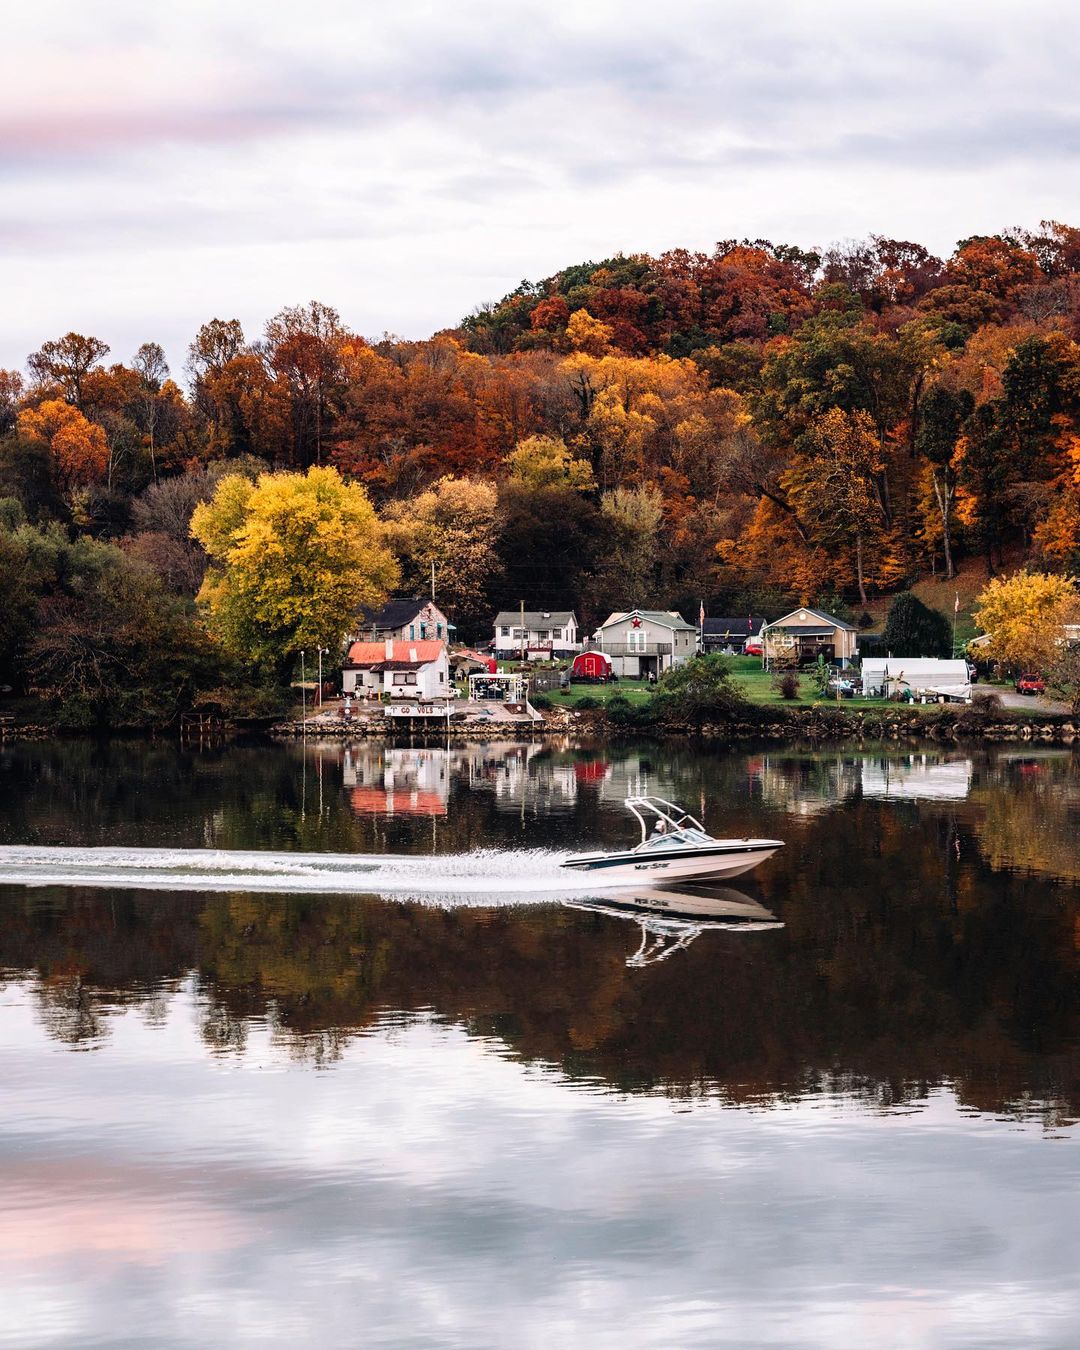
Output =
[{"x1": 520, "y1": 599, "x2": 526, "y2": 667}]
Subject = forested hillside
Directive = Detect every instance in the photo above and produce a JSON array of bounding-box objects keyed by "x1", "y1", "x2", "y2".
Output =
[{"x1": 4, "y1": 223, "x2": 1080, "y2": 722}]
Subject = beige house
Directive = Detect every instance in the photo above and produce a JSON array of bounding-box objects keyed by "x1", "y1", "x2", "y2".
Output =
[
  {"x1": 590, "y1": 609, "x2": 697, "y2": 678},
  {"x1": 761, "y1": 608, "x2": 858, "y2": 667}
]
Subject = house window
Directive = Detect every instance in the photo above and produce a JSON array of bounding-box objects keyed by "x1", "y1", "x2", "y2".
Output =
[
  {"x1": 409, "y1": 624, "x2": 415, "y2": 639},
  {"x1": 538, "y1": 630, "x2": 549, "y2": 640},
  {"x1": 500, "y1": 626, "x2": 510, "y2": 637},
  {"x1": 628, "y1": 628, "x2": 646, "y2": 652},
  {"x1": 552, "y1": 629, "x2": 561, "y2": 641},
  {"x1": 392, "y1": 673, "x2": 418, "y2": 686},
  {"x1": 420, "y1": 623, "x2": 428, "y2": 639},
  {"x1": 436, "y1": 623, "x2": 443, "y2": 638}
]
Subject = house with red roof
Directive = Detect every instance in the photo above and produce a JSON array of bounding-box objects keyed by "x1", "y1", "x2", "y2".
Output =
[{"x1": 342, "y1": 638, "x2": 450, "y2": 705}]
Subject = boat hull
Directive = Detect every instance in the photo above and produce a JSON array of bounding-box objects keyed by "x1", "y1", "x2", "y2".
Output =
[
  {"x1": 568, "y1": 885, "x2": 782, "y2": 926},
  {"x1": 560, "y1": 841, "x2": 783, "y2": 886}
]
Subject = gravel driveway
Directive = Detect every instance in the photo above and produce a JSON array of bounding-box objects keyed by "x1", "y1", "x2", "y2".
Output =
[{"x1": 973, "y1": 687, "x2": 1072, "y2": 715}]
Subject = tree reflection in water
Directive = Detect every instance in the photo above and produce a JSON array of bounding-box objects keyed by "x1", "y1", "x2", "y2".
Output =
[{"x1": 0, "y1": 738, "x2": 1077, "y2": 1123}]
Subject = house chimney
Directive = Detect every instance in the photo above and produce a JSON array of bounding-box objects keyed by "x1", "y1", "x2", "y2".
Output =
[{"x1": 385, "y1": 637, "x2": 393, "y2": 661}]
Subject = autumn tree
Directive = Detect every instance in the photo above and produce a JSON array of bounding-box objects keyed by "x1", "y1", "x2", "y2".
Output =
[
  {"x1": 586, "y1": 484, "x2": 664, "y2": 613},
  {"x1": 191, "y1": 466, "x2": 396, "y2": 673},
  {"x1": 131, "y1": 343, "x2": 170, "y2": 482},
  {"x1": 0, "y1": 371, "x2": 24, "y2": 436},
  {"x1": 1047, "y1": 643, "x2": 1080, "y2": 715},
  {"x1": 971, "y1": 570, "x2": 1080, "y2": 672},
  {"x1": 381, "y1": 477, "x2": 501, "y2": 638},
  {"x1": 916, "y1": 385, "x2": 974, "y2": 579},
  {"x1": 1033, "y1": 438, "x2": 1080, "y2": 568},
  {"x1": 504, "y1": 435, "x2": 594, "y2": 491},
  {"x1": 26, "y1": 333, "x2": 109, "y2": 407},
  {"x1": 784, "y1": 408, "x2": 888, "y2": 605},
  {"x1": 187, "y1": 319, "x2": 247, "y2": 383},
  {"x1": 263, "y1": 301, "x2": 348, "y2": 466},
  {"x1": 565, "y1": 310, "x2": 614, "y2": 357},
  {"x1": 17, "y1": 399, "x2": 109, "y2": 503}
]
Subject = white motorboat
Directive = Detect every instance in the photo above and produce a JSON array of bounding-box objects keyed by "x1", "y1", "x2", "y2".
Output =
[{"x1": 560, "y1": 795, "x2": 784, "y2": 886}]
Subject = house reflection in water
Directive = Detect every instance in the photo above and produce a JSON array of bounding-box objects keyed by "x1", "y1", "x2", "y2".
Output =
[
  {"x1": 745, "y1": 750, "x2": 975, "y2": 816},
  {"x1": 342, "y1": 746, "x2": 450, "y2": 816},
  {"x1": 334, "y1": 743, "x2": 690, "y2": 823},
  {"x1": 860, "y1": 754, "x2": 973, "y2": 802},
  {"x1": 746, "y1": 753, "x2": 864, "y2": 817},
  {"x1": 464, "y1": 743, "x2": 579, "y2": 816}
]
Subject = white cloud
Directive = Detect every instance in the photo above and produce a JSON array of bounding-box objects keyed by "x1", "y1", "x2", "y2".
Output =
[{"x1": 1, "y1": 1, "x2": 1078, "y2": 372}]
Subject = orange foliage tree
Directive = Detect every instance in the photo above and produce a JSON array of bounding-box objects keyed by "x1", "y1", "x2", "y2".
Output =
[{"x1": 18, "y1": 399, "x2": 109, "y2": 498}]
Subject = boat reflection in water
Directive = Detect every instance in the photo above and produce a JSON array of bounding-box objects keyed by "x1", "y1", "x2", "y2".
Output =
[{"x1": 566, "y1": 884, "x2": 783, "y2": 966}]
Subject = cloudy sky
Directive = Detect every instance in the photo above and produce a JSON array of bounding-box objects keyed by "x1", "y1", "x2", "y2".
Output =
[{"x1": 1, "y1": 0, "x2": 1078, "y2": 374}]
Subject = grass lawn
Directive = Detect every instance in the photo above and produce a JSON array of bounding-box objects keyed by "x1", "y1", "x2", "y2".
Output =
[
  {"x1": 540, "y1": 661, "x2": 902, "y2": 712},
  {"x1": 544, "y1": 680, "x2": 658, "y2": 708},
  {"x1": 723, "y1": 657, "x2": 900, "y2": 709}
]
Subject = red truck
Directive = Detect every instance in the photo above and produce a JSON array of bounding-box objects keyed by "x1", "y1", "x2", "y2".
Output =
[{"x1": 1014, "y1": 673, "x2": 1046, "y2": 695}]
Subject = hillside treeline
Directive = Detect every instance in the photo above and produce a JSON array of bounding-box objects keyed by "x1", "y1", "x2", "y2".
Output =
[{"x1": 4, "y1": 223, "x2": 1080, "y2": 722}]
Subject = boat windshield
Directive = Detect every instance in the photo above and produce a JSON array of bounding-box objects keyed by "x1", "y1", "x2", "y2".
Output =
[{"x1": 638, "y1": 827, "x2": 712, "y2": 851}]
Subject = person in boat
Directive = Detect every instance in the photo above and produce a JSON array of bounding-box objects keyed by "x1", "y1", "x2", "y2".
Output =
[{"x1": 651, "y1": 819, "x2": 668, "y2": 838}]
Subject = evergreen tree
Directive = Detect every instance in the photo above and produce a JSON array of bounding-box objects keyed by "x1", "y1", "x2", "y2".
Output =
[{"x1": 882, "y1": 592, "x2": 952, "y2": 658}]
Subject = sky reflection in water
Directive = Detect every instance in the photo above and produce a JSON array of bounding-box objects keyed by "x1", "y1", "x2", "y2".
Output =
[{"x1": 0, "y1": 739, "x2": 1078, "y2": 1348}]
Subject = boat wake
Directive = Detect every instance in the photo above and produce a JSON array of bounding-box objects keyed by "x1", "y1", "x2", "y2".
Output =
[{"x1": 0, "y1": 844, "x2": 598, "y2": 906}]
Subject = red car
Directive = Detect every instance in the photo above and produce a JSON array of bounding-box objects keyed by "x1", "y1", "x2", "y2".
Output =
[
  {"x1": 743, "y1": 643, "x2": 764, "y2": 657},
  {"x1": 1015, "y1": 673, "x2": 1046, "y2": 695}
]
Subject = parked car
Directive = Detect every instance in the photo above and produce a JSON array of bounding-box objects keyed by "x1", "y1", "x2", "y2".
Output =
[
  {"x1": 743, "y1": 643, "x2": 764, "y2": 657},
  {"x1": 1015, "y1": 673, "x2": 1046, "y2": 695}
]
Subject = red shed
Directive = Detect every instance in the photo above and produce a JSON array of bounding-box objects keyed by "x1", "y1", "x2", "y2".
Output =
[{"x1": 570, "y1": 650, "x2": 613, "y2": 682}]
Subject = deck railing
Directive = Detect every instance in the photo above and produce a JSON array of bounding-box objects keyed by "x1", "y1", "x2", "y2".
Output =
[{"x1": 583, "y1": 641, "x2": 673, "y2": 657}]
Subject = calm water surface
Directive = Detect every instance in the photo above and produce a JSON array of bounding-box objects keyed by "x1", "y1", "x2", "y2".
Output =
[{"x1": 1, "y1": 738, "x2": 1079, "y2": 1349}]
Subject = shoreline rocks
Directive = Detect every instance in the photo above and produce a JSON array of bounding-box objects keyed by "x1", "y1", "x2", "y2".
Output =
[
  {"x1": 0, "y1": 705, "x2": 1075, "y2": 747},
  {"x1": 266, "y1": 704, "x2": 1079, "y2": 746}
]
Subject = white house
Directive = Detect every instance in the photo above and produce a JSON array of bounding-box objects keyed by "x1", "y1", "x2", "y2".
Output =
[
  {"x1": 590, "y1": 609, "x2": 697, "y2": 678},
  {"x1": 342, "y1": 639, "x2": 450, "y2": 708},
  {"x1": 861, "y1": 657, "x2": 971, "y2": 701},
  {"x1": 492, "y1": 611, "x2": 580, "y2": 660}
]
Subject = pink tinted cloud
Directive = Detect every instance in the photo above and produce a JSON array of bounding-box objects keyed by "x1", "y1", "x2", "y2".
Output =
[{"x1": 0, "y1": 101, "x2": 316, "y2": 161}]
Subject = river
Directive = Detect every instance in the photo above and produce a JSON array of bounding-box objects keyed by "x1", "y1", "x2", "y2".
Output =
[{"x1": 1, "y1": 737, "x2": 1078, "y2": 1348}]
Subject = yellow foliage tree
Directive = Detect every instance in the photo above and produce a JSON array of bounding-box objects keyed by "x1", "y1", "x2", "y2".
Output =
[
  {"x1": 504, "y1": 435, "x2": 594, "y2": 491},
  {"x1": 564, "y1": 309, "x2": 613, "y2": 356},
  {"x1": 971, "y1": 570, "x2": 1080, "y2": 672},
  {"x1": 190, "y1": 466, "x2": 397, "y2": 672},
  {"x1": 381, "y1": 476, "x2": 501, "y2": 633},
  {"x1": 560, "y1": 351, "x2": 712, "y2": 491}
]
